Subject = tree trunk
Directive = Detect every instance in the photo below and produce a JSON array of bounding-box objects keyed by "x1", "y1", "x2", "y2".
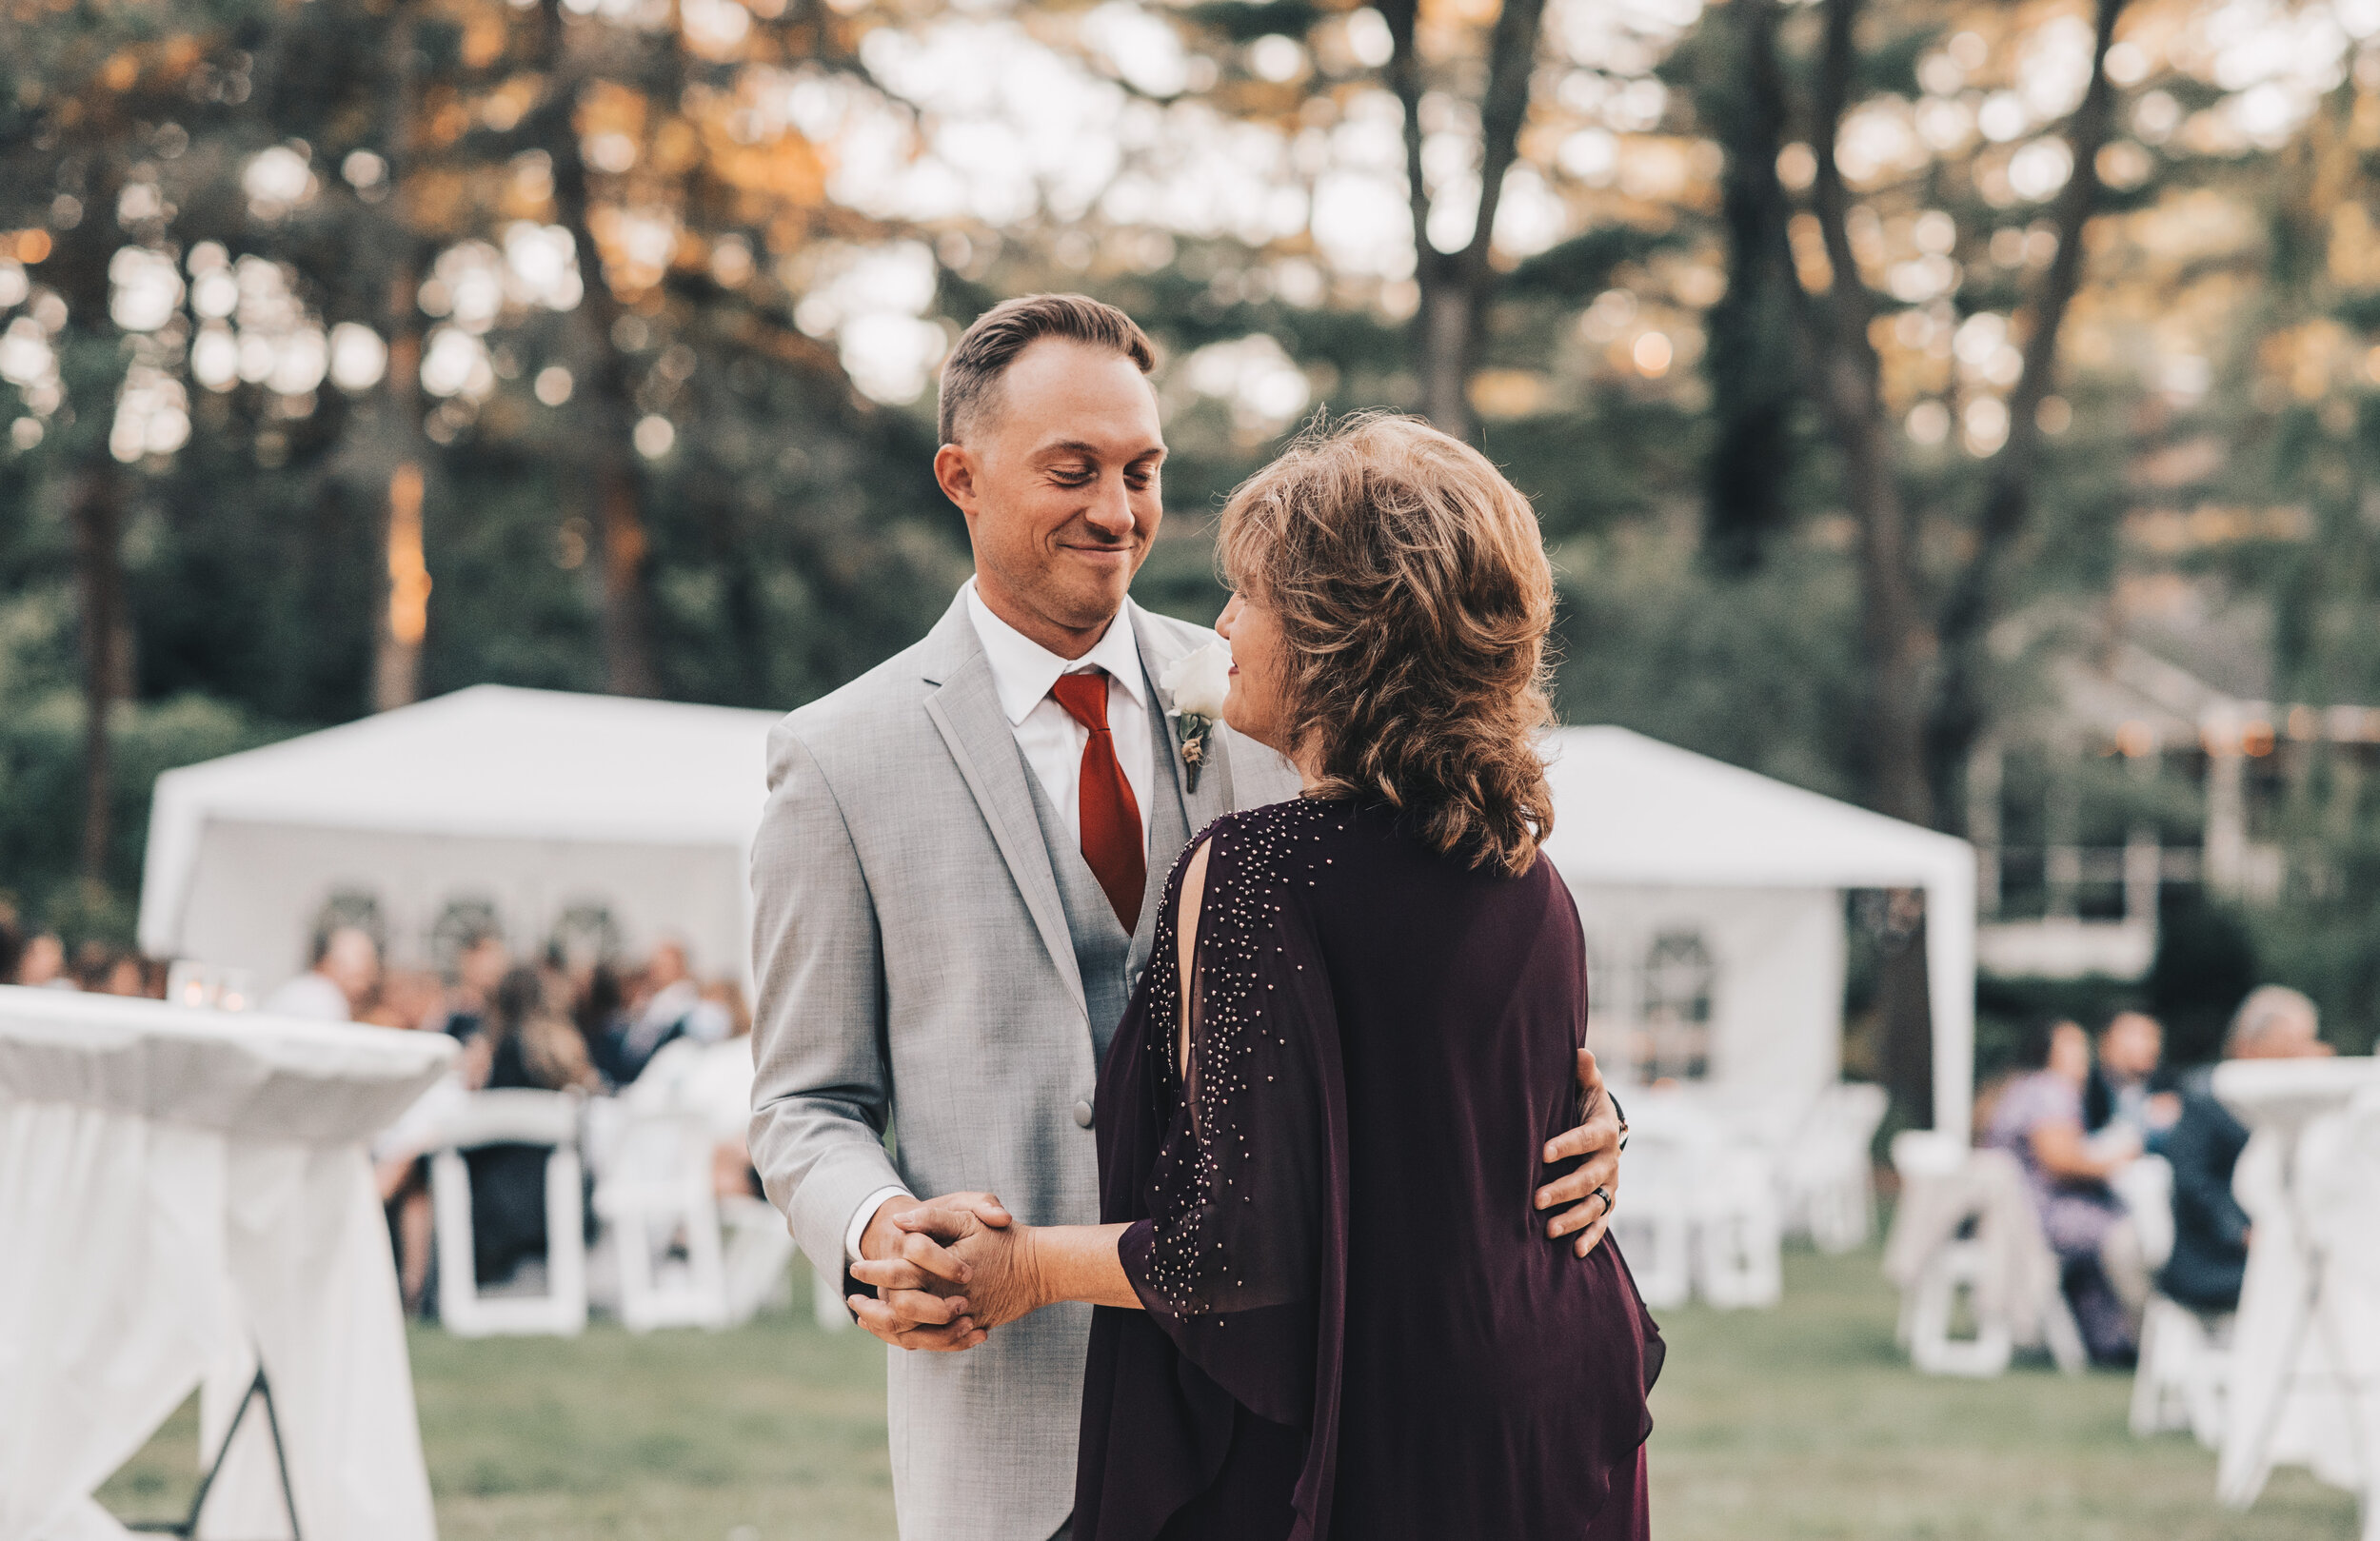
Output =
[
  {"x1": 1378, "y1": 0, "x2": 1548, "y2": 443},
  {"x1": 371, "y1": 0, "x2": 431, "y2": 711},
  {"x1": 1746, "y1": 0, "x2": 1935, "y2": 1114},
  {"x1": 70, "y1": 458, "x2": 126, "y2": 882},
  {"x1": 536, "y1": 0, "x2": 659, "y2": 696},
  {"x1": 1924, "y1": 0, "x2": 2126, "y2": 820},
  {"x1": 1700, "y1": 0, "x2": 1799, "y2": 572},
  {"x1": 1804, "y1": 0, "x2": 1934, "y2": 829}
]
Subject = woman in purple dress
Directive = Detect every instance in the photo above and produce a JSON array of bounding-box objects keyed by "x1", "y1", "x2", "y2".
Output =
[{"x1": 871, "y1": 415, "x2": 1662, "y2": 1540}]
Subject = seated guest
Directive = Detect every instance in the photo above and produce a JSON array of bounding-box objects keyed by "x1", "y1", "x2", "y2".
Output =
[
  {"x1": 367, "y1": 972, "x2": 458, "y2": 1313},
  {"x1": 265, "y1": 925, "x2": 380, "y2": 1020},
  {"x1": 608, "y1": 939, "x2": 728, "y2": 1084},
  {"x1": 1986, "y1": 1017, "x2": 2151, "y2": 1363},
  {"x1": 2085, "y1": 1009, "x2": 2179, "y2": 1149},
  {"x1": 459, "y1": 966, "x2": 600, "y2": 1286},
  {"x1": 365, "y1": 969, "x2": 447, "y2": 1032},
  {"x1": 572, "y1": 961, "x2": 630, "y2": 1086},
  {"x1": 2160, "y1": 986, "x2": 2333, "y2": 1314},
  {"x1": 70, "y1": 940, "x2": 118, "y2": 994},
  {"x1": 14, "y1": 931, "x2": 70, "y2": 988},
  {"x1": 436, "y1": 926, "x2": 509, "y2": 1039}
]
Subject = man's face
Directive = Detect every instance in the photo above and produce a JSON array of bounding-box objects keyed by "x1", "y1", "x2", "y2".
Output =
[
  {"x1": 2100, "y1": 1012, "x2": 2163, "y2": 1079},
  {"x1": 935, "y1": 339, "x2": 1164, "y2": 653},
  {"x1": 650, "y1": 941, "x2": 687, "y2": 988}
]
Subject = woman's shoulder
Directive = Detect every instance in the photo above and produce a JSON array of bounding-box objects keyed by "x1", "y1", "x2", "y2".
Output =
[{"x1": 1166, "y1": 797, "x2": 1348, "y2": 897}]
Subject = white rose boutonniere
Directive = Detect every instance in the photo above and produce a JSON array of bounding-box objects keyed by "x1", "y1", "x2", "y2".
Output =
[{"x1": 1160, "y1": 641, "x2": 1233, "y2": 792}]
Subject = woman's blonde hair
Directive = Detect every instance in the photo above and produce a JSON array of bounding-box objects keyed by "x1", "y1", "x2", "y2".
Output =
[{"x1": 1218, "y1": 413, "x2": 1557, "y2": 877}]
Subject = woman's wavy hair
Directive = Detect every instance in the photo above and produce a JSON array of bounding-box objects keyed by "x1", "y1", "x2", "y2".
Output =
[{"x1": 1218, "y1": 412, "x2": 1557, "y2": 877}]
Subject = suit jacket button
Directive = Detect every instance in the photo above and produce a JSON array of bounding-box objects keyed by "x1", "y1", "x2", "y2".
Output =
[{"x1": 1073, "y1": 1098, "x2": 1094, "y2": 1128}]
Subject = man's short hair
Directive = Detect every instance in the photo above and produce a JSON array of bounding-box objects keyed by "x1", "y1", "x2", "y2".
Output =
[
  {"x1": 937, "y1": 293, "x2": 1155, "y2": 446},
  {"x1": 2227, "y1": 984, "x2": 2318, "y2": 1055}
]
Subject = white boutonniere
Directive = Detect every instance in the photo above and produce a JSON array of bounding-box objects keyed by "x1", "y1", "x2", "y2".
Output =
[{"x1": 1160, "y1": 641, "x2": 1232, "y2": 793}]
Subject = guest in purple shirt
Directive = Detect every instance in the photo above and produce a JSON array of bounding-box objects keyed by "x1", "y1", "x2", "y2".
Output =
[{"x1": 1985, "y1": 1018, "x2": 2150, "y2": 1362}]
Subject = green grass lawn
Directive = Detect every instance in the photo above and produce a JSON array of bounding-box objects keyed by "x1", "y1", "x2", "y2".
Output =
[{"x1": 101, "y1": 1245, "x2": 2357, "y2": 1539}]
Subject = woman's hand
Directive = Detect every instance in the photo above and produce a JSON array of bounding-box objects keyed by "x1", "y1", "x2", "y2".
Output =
[{"x1": 852, "y1": 1195, "x2": 1047, "y2": 1334}]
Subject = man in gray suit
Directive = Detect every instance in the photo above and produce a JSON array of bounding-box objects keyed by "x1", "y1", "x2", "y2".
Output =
[{"x1": 748, "y1": 294, "x2": 1624, "y2": 1541}]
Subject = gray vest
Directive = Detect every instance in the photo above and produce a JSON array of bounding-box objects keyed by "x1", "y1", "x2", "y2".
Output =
[{"x1": 1021, "y1": 680, "x2": 1193, "y2": 1065}]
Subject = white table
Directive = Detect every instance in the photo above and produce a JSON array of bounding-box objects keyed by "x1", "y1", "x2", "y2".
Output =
[
  {"x1": 2213, "y1": 1056, "x2": 2380, "y2": 1537},
  {"x1": 0, "y1": 986, "x2": 456, "y2": 1541}
]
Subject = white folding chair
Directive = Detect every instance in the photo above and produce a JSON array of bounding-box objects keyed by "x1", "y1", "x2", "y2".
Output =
[
  {"x1": 718, "y1": 1194, "x2": 810, "y2": 1327},
  {"x1": 2112, "y1": 1154, "x2": 2176, "y2": 1272},
  {"x1": 428, "y1": 1089, "x2": 588, "y2": 1337},
  {"x1": 1888, "y1": 1136, "x2": 2085, "y2": 1377},
  {"x1": 1693, "y1": 1145, "x2": 1783, "y2": 1310},
  {"x1": 2132, "y1": 1294, "x2": 2231, "y2": 1445},
  {"x1": 1781, "y1": 1082, "x2": 1889, "y2": 1255},
  {"x1": 1607, "y1": 1136, "x2": 1696, "y2": 1311},
  {"x1": 595, "y1": 1105, "x2": 729, "y2": 1333}
]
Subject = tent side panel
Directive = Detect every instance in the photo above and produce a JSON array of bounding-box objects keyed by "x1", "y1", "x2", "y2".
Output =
[
  {"x1": 174, "y1": 822, "x2": 747, "y2": 991},
  {"x1": 1565, "y1": 882, "x2": 1846, "y2": 1148}
]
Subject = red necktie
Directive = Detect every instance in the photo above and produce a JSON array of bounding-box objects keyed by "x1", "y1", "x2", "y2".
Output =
[{"x1": 1050, "y1": 670, "x2": 1146, "y2": 931}]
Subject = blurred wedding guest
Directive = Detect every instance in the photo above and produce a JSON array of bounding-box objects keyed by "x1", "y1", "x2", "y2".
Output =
[
  {"x1": 1986, "y1": 1017, "x2": 2151, "y2": 1363},
  {"x1": 71, "y1": 940, "x2": 118, "y2": 993},
  {"x1": 365, "y1": 973, "x2": 453, "y2": 1312},
  {"x1": 608, "y1": 939, "x2": 727, "y2": 1084},
  {"x1": 109, "y1": 954, "x2": 152, "y2": 998},
  {"x1": 459, "y1": 965, "x2": 599, "y2": 1286},
  {"x1": 2086, "y1": 1009, "x2": 2179, "y2": 1147},
  {"x1": 265, "y1": 926, "x2": 380, "y2": 1020},
  {"x1": 2159, "y1": 986, "x2": 2334, "y2": 1314},
  {"x1": 700, "y1": 978, "x2": 750, "y2": 1039},
  {"x1": 0, "y1": 907, "x2": 23, "y2": 988},
  {"x1": 571, "y1": 962, "x2": 629, "y2": 1086},
  {"x1": 365, "y1": 969, "x2": 447, "y2": 1033},
  {"x1": 14, "y1": 931, "x2": 70, "y2": 988},
  {"x1": 436, "y1": 926, "x2": 510, "y2": 1040}
]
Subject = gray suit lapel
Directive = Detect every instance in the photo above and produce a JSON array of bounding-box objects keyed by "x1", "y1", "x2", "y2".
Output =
[{"x1": 918, "y1": 599, "x2": 1088, "y2": 1023}]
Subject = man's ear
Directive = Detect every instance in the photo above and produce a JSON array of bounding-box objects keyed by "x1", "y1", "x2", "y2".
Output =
[{"x1": 933, "y1": 442, "x2": 976, "y2": 512}]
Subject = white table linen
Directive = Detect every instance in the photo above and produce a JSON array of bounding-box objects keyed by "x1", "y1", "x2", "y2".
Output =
[
  {"x1": 0, "y1": 986, "x2": 455, "y2": 1541},
  {"x1": 2213, "y1": 1057, "x2": 2380, "y2": 1535}
]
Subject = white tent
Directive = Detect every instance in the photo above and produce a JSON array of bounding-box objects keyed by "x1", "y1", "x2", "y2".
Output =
[
  {"x1": 1537, "y1": 727, "x2": 1979, "y2": 1144},
  {"x1": 138, "y1": 685, "x2": 780, "y2": 993}
]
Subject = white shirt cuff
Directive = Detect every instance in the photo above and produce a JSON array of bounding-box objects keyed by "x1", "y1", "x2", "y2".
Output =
[{"x1": 845, "y1": 1184, "x2": 915, "y2": 1265}]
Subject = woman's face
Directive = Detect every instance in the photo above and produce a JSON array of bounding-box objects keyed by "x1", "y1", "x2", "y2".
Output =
[
  {"x1": 2048, "y1": 1020, "x2": 2092, "y2": 1085},
  {"x1": 1215, "y1": 589, "x2": 1294, "y2": 760}
]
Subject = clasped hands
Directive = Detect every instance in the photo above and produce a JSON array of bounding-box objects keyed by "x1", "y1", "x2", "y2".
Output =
[{"x1": 845, "y1": 1048, "x2": 1626, "y2": 1353}]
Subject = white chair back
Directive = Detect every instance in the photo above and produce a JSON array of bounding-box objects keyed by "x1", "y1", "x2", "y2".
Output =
[
  {"x1": 1781, "y1": 1081, "x2": 1888, "y2": 1254},
  {"x1": 2111, "y1": 1155, "x2": 2175, "y2": 1272},
  {"x1": 428, "y1": 1089, "x2": 588, "y2": 1337},
  {"x1": 596, "y1": 1104, "x2": 729, "y2": 1332}
]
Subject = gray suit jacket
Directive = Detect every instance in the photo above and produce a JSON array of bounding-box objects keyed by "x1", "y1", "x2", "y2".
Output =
[{"x1": 748, "y1": 590, "x2": 1301, "y2": 1541}]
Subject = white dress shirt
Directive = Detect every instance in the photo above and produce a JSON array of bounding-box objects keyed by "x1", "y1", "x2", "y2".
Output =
[
  {"x1": 844, "y1": 580, "x2": 1160, "y2": 1264},
  {"x1": 963, "y1": 578, "x2": 1155, "y2": 849}
]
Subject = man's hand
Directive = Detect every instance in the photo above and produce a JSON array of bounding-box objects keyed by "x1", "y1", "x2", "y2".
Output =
[
  {"x1": 844, "y1": 1191, "x2": 1011, "y2": 1351},
  {"x1": 865, "y1": 1198, "x2": 1045, "y2": 1332},
  {"x1": 1536, "y1": 1049, "x2": 1623, "y2": 1257}
]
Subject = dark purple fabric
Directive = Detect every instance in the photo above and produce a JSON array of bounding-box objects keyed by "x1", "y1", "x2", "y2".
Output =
[{"x1": 1078, "y1": 798, "x2": 1663, "y2": 1541}]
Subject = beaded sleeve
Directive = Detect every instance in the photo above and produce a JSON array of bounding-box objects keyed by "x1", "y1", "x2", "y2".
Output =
[{"x1": 1116, "y1": 799, "x2": 1345, "y2": 1432}]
